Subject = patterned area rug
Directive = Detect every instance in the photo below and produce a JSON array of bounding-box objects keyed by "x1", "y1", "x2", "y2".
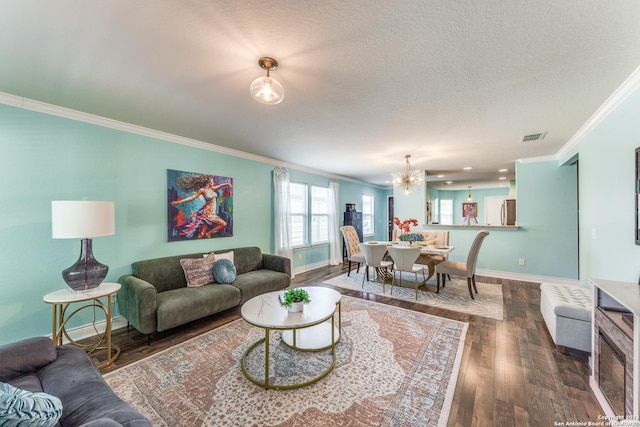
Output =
[
  {"x1": 104, "y1": 296, "x2": 467, "y2": 427},
  {"x1": 324, "y1": 271, "x2": 504, "y2": 321}
]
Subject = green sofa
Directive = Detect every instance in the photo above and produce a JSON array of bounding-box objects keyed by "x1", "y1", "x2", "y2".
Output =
[{"x1": 117, "y1": 246, "x2": 291, "y2": 336}]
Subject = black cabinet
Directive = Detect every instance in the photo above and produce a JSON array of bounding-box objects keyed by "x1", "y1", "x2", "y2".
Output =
[
  {"x1": 343, "y1": 211, "x2": 363, "y2": 241},
  {"x1": 343, "y1": 211, "x2": 363, "y2": 259}
]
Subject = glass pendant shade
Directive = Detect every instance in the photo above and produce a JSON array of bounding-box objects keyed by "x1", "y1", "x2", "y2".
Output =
[{"x1": 250, "y1": 76, "x2": 284, "y2": 105}]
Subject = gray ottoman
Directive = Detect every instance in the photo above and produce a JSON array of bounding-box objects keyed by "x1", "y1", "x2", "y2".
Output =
[{"x1": 540, "y1": 283, "x2": 592, "y2": 353}]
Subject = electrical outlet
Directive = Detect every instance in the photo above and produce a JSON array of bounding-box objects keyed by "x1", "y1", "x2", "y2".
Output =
[
  {"x1": 112, "y1": 294, "x2": 117, "y2": 304},
  {"x1": 519, "y1": 259, "x2": 525, "y2": 266},
  {"x1": 297, "y1": 253, "x2": 302, "y2": 260}
]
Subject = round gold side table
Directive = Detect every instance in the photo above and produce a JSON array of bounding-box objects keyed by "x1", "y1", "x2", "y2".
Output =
[{"x1": 43, "y1": 282, "x2": 121, "y2": 368}]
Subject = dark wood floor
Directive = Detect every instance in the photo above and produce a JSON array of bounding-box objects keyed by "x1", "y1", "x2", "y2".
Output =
[{"x1": 102, "y1": 264, "x2": 602, "y2": 426}]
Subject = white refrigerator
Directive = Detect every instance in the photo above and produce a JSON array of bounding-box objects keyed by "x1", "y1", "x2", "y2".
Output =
[{"x1": 501, "y1": 199, "x2": 516, "y2": 225}]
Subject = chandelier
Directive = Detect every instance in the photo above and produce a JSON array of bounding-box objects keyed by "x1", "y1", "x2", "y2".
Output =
[{"x1": 392, "y1": 155, "x2": 422, "y2": 194}]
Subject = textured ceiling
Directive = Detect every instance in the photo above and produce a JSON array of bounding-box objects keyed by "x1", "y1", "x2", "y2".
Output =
[{"x1": 2, "y1": 1, "x2": 640, "y2": 188}]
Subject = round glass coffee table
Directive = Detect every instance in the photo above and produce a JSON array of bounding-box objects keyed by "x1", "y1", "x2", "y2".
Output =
[{"x1": 240, "y1": 286, "x2": 341, "y2": 390}]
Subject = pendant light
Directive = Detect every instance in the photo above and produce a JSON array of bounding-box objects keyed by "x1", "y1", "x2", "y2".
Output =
[
  {"x1": 250, "y1": 57, "x2": 284, "y2": 105},
  {"x1": 392, "y1": 155, "x2": 422, "y2": 194},
  {"x1": 467, "y1": 186, "x2": 473, "y2": 201}
]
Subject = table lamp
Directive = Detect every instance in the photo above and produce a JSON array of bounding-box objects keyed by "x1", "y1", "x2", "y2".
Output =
[{"x1": 51, "y1": 201, "x2": 115, "y2": 291}]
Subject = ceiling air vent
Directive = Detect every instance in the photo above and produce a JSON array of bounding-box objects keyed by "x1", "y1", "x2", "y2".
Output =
[{"x1": 521, "y1": 132, "x2": 547, "y2": 143}]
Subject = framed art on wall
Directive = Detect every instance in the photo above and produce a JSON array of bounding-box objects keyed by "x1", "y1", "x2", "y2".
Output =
[
  {"x1": 167, "y1": 169, "x2": 233, "y2": 242},
  {"x1": 462, "y1": 202, "x2": 477, "y2": 219}
]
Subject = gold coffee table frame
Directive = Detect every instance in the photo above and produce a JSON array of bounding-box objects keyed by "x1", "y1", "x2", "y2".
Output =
[{"x1": 240, "y1": 287, "x2": 342, "y2": 390}]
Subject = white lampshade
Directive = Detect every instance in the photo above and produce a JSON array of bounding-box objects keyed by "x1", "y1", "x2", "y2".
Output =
[
  {"x1": 52, "y1": 201, "x2": 115, "y2": 239},
  {"x1": 250, "y1": 76, "x2": 285, "y2": 105}
]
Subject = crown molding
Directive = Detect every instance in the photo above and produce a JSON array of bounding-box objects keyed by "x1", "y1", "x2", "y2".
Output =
[
  {"x1": 0, "y1": 91, "x2": 382, "y2": 188},
  {"x1": 557, "y1": 64, "x2": 640, "y2": 159},
  {"x1": 516, "y1": 155, "x2": 559, "y2": 164}
]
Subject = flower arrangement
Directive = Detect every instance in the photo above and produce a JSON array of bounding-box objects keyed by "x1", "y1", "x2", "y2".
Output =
[{"x1": 394, "y1": 217, "x2": 418, "y2": 241}]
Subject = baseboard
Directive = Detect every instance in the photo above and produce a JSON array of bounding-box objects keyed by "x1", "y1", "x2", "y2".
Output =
[
  {"x1": 293, "y1": 260, "x2": 329, "y2": 276},
  {"x1": 477, "y1": 269, "x2": 580, "y2": 286},
  {"x1": 48, "y1": 316, "x2": 128, "y2": 344},
  {"x1": 293, "y1": 262, "x2": 580, "y2": 286}
]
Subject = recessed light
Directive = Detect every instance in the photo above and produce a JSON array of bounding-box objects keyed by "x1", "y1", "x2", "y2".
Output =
[
  {"x1": 446, "y1": 181, "x2": 453, "y2": 184},
  {"x1": 498, "y1": 177, "x2": 506, "y2": 180},
  {"x1": 499, "y1": 168, "x2": 508, "y2": 172},
  {"x1": 463, "y1": 166, "x2": 472, "y2": 170},
  {"x1": 437, "y1": 174, "x2": 444, "y2": 178}
]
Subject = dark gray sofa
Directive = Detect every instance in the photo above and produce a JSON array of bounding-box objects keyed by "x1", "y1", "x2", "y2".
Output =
[
  {"x1": 0, "y1": 337, "x2": 150, "y2": 426},
  {"x1": 117, "y1": 246, "x2": 291, "y2": 335}
]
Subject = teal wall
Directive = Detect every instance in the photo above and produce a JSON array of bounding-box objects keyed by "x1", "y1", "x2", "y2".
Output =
[
  {"x1": 3, "y1": 81, "x2": 637, "y2": 344},
  {"x1": 560, "y1": 86, "x2": 640, "y2": 283},
  {"x1": 432, "y1": 160, "x2": 579, "y2": 278},
  {"x1": 0, "y1": 103, "x2": 387, "y2": 344}
]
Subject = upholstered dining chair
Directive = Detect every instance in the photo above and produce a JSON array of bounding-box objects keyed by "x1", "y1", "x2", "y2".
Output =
[
  {"x1": 387, "y1": 246, "x2": 428, "y2": 300},
  {"x1": 435, "y1": 230, "x2": 489, "y2": 300},
  {"x1": 340, "y1": 225, "x2": 366, "y2": 276},
  {"x1": 358, "y1": 243, "x2": 394, "y2": 292}
]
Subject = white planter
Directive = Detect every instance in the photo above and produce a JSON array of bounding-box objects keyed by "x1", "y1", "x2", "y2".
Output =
[
  {"x1": 287, "y1": 302, "x2": 304, "y2": 313},
  {"x1": 398, "y1": 241, "x2": 410, "y2": 246}
]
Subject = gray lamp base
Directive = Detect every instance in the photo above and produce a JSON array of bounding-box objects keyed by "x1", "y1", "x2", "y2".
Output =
[{"x1": 62, "y1": 239, "x2": 109, "y2": 291}]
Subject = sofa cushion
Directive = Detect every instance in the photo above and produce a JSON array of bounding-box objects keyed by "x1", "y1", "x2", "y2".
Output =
[
  {"x1": 180, "y1": 256, "x2": 217, "y2": 287},
  {"x1": 0, "y1": 337, "x2": 57, "y2": 383},
  {"x1": 226, "y1": 247, "x2": 263, "y2": 275},
  {"x1": 213, "y1": 259, "x2": 237, "y2": 284},
  {"x1": 233, "y1": 269, "x2": 292, "y2": 304},
  {"x1": 39, "y1": 346, "x2": 151, "y2": 426},
  {"x1": 206, "y1": 250, "x2": 234, "y2": 263},
  {"x1": 0, "y1": 381, "x2": 63, "y2": 427},
  {"x1": 132, "y1": 252, "x2": 204, "y2": 292},
  {"x1": 156, "y1": 284, "x2": 241, "y2": 332}
]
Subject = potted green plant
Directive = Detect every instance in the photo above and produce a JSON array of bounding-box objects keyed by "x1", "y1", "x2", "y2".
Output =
[
  {"x1": 282, "y1": 288, "x2": 311, "y2": 312},
  {"x1": 398, "y1": 233, "x2": 412, "y2": 245}
]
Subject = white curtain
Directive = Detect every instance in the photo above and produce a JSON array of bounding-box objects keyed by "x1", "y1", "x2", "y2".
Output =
[
  {"x1": 328, "y1": 180, "x2": 342, "y2": 265},
  {"x1": 273, "y1": 167, "x2": 294, "y2": 277}
]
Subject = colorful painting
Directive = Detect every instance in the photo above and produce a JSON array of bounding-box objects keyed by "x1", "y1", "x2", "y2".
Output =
[
  {"x1": 462, "y1": 202, "x2": 477, "y2": 221},
  {"x1": 167, "y1": 169, "x2": 233, "y2": 241}
]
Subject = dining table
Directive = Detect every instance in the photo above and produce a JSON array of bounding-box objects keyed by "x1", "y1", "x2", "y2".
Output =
[{"x1": 364, "y1": 241, "x2": 455, "y2": 284}]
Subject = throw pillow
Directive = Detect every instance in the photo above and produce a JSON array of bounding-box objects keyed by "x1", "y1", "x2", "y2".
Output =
[
  {"x1": 0, "y1": 382, "x2": 63, "y2": 427},
  {"x1": 204, "y1": 251, "x2": 234, "y2": 263},
  {"x1": 180, "y1": 256, "x2": 216, "y2": 287},
  {"x1": 425, "y1": 239, "x2": 437, "y2": 245},
  {"x1": 213, "y1": 259, "x2": 237, "y2": 284}
]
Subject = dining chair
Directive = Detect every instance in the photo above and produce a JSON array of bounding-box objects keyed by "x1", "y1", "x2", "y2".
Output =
[
  {"x1": 358, "y1": 243, "x2": 393, "y2": 292},
  {"x1": 435, "y1": 230, "x2": 489, "y2": 299},
  {"x1": 387, "y1": 246, "x2": 427, "y2": 300},
  {"x1": 340, "y1": 225, "x2": 366, "y2": 276}
]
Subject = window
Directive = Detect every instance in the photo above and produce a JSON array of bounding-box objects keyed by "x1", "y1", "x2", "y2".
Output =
[
  {"x1": 311, "y1": 186, "x2": 329, "y2": 244},
  {"x1": 362, "y1": 194, "x2": 374, "y2": 235},
  {"x1": 440, "y1": 198, "x2": 453, "y2": 225},
  {"x1": 289, "y1": 183, "x2": 330, "y2": 247},
  {"x1": 289, "y1": 182, "x2": 307, "y2": 247}
]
